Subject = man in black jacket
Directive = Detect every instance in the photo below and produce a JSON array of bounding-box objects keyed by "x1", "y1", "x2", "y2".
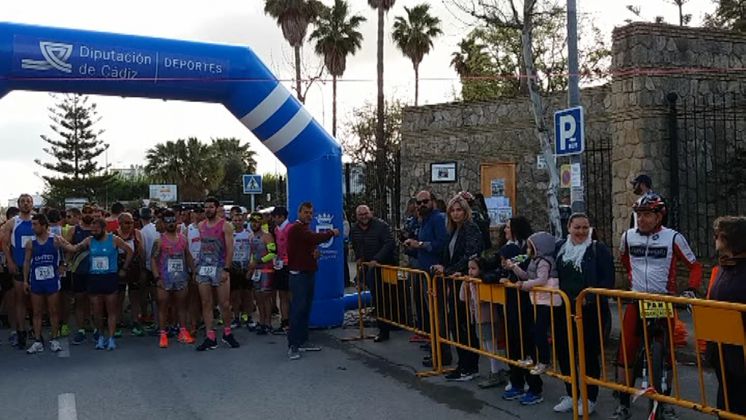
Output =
[{"x1": 350, "y1": 205, "x2": 395, "y2": 342}]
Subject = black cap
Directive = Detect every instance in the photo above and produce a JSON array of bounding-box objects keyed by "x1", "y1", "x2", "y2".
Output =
[
  {"x1": 271, "y1": 206, "x2": 288, "y2": 217},
  {"x1": 139, "y1": 207, "x2": 152, "y2": 220},
  {"x1": 631, "y1": 174, "x2": 652, "y2": 188}
]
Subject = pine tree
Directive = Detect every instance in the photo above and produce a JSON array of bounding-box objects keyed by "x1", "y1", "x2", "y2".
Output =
[{"x1": 35, "y1": 94, "x2": 114, "y2": 204}]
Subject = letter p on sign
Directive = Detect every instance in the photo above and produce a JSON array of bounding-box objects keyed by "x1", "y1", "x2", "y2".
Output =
[{"x1": 554, "y1": 106, "x2": 584, "y2": 156}]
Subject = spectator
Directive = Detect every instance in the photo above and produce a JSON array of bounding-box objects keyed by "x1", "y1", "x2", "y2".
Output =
[
  {"x1": 432, "y1": 193, "x2": 484, "y2": 381},
  {"x1": 402, "y1": 190, "x2": 449, "y2": 366},
  {"x1": 286, "y1": 202, "x2": 340, "y2": 360},
  {"x1": 350, "y1": 205, "x2": 396, "y2": 342},
  {"x1": 707, "y1": 216, "x2": 746, "y2": 415},
  {"x1": 551, "y1": 213, "x2": 615, "y2": 415}
]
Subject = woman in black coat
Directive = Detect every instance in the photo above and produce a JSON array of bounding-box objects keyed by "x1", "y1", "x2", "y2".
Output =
[{"x1": 433, "y1": 194, "x2": 484, "y2": 380}]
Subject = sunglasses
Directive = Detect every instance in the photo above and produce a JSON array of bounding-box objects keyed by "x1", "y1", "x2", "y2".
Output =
[{"x1": 416, "y1": 199, "x2": 430, "y2": 205}]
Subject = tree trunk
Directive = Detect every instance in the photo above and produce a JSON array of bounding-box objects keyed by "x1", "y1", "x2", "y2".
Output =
[
  {"x1": 521, "y1": 17, "x2": 563, "y2": 237},
  {"x1": 414, "y1": 63, "x2": 419, "y2": 107},
  {"x1": 295, "y1": 45, "x2": 304, "y2": 104},
  {"x1": 332, "y1": 74, "x2": 337, "y2": 138},
  {"x1": 375, "y1": 5, "x2": 386, "y2": 218}
]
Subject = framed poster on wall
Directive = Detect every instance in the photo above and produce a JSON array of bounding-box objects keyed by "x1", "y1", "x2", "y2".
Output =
[{"x1": 430, "y1": 162, "x2": 457, "y2": 183}]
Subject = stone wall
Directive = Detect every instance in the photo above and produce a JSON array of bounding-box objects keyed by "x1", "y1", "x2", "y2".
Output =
[
  {"x1": 400, "y1": 86, "x2": 610, "y2": 233},
  {"x1": 609, "y1": 23, "x2": 746, "y2": 247}
]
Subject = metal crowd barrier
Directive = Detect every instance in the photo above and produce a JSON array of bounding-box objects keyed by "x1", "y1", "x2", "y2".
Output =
[
  {"x1": 575, "y1": 288, "x2": 746, "y2": 420},
  {"x1": 431, "y1": 274, "x2": 580, "y2": 420},
  {"x1": 346, "y1": 262, "x2": 442, "y2": 377}
]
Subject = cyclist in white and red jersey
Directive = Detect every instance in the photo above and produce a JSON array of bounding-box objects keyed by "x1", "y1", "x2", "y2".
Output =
[{"x1": 612, "y1": 192, "x2": 702, "y2": 420}]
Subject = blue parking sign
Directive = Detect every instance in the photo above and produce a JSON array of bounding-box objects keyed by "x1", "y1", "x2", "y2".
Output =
[
  {"x1": 554, "y1": 106, "x2": 584, "y2": 156},
  {"x1": 242, "y1": 174, "x2": 262, "y2": 194}
]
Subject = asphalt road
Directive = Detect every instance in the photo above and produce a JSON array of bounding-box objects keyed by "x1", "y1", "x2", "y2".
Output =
[{"x1": 0, "y1": 319, "x2": 718, "y2": 420}]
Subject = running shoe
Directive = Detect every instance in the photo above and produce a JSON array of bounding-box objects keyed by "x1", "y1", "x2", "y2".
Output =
[
  {"x1": 92, "y1": 329, "x2": 101, "y2": 342},
  {"x1": 246, "y1": 319, "x2": 258, "y2": 331},
  {"x1": 72, "y1": 330, "x2": 86, "y2": 345},
  {"x1": 26, "y1": 341, "x2": 44, "y2": 354},
  {"x1": 579, "y1": 400, "x2": 596, "y2": 416},
  {"x1": 256, "y1": 325, "x2": 268, "y2": 336},
  {"x1": 168, "y1": 326, "x2": 179, "y2": 338},
  {"x1": 519, "y1": 392, "x2": 544, "y2": 406},
  {"x1": 298, "y1": 342, "x2": 321, "y2": 352},
  {"x1": 159, "y1": 332, "x2": 168, "y2": 348},
  {"x1": 50, "y1": 339, "x2": 63, "y2": 353},
  {"x1": 60, "y1": 324, "x2": 71, "y2": 338},
  {"x1": 518, "y1": 356, "x2": 534, "y2": 367},
  {"x1": 553, "y1": 396, "x2": 574, "y2": 413},
  {"x1": 95, "y1": 335, "x2": 106, "y2": 350},
  {"x1": 9, "y1": 331, "x2": 18, "y2": 348},
  {"x1": 445, "y1": 370, "x2": 479, "y2": 382},
  {"x1": 195, "y1": 337, "x2": 218, "y2": 351},
  {"x1": 222, "y1": 333, "x2": 240, "y2": 348},
  {"x1": 271, "y1": 326, "x2": 287, "y2": 335},
  {"x1": 288, "y1": 346, "x2": 301, "y2": 360},
  {"x1": 114, "y1": 328, "x2": 123, "y2": 338},
  {"x1": 478, "y1": 371, "x2": 508, "y2": 389},
  {"x1": 230, "y1": 318, "x2": 241, "y2": 329},
  {"x1": 178, "y1": 329, "x2": 195, "y2": 344},
  {"x1": 241, "y1": 313, "x2": 249, "y2": 325},
  {"x1": 17, "y1": 331, "x2": 27, "y2": 349},
  {"x1": 502, "y1": 388, "x2": 526, "y2": 401},
  {"x1": 107, "y1": 337, "x2": 117, "y2": 351}
]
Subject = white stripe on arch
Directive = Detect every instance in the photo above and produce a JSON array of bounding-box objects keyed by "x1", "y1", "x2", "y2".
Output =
[
  {"x1": 239, "y1": 84, "x2": 291, "y2": 131},
  {"x1": 263, "y1": 108, "x2": 313, "y2": 153}
]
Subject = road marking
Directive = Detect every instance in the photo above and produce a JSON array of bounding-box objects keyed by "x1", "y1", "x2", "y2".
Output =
[
  {"x1": 58, "y1": 393, "x2": 77, "y2": 420},
  {"x1": 58, "y1": 338, "x2": 70, "y2": 358}
]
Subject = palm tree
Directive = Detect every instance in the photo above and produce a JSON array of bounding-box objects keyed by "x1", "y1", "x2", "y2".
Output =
[
  {"x1": 210, "y1": 137, "x2": 258, "y2": 204},
  {"x1": 264, "y1": 0, "x2": 325, "y2": 104},
  {"x1": 145, "y1": 138, "x2": 223, "y2": 201},
  {"x1": 367, "y1": 0, "x2": 396, "y2": 219},
  {"x1": 392, "y1": 4, "x2": 442, "y2": 106},
  {"x1": 310, "y1": 0, "x2": 366, "y2": 138}
]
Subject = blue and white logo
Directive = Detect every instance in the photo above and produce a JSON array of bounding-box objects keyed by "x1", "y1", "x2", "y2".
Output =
[
  {"x1": 315, "y1": 213, "x2": 334, "y2": 249},
  {"x1": 242, "y1": 174, "x2": 262, "y2": 195},
  {"x1": 554, "y1": 106, "x2": 584, "y2": 156},
  {"x1": 21, "y1": 41, "x2": 73, "y2": 73}
]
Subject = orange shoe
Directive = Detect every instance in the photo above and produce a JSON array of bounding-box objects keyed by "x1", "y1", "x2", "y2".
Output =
[
  {"x1": 178, "y1": 329, "x2": 195, "y2": 344},
  {"x1": 159, "y1": 332, "x2": 168, "y2": 348}
]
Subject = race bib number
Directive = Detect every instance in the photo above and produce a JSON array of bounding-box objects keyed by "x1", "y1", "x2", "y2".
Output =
[
  {"x1": 21, "y1": 235, "x2": 33, "y2": 248},
  {"x1": 198, "y1": 265, "x2": 217, "y2": 278},
  {"x1": 34, "y1": 265, "x2": 55, "y2": 281},
  {"x1": 273, "y1": 259, "x2": 284, "y2": 270},
  {"x1": 233, "y1": 250, "x2": 248, "y2": 263},
  {"x1": 167, "y1": 259, "x2": 184, "y2": 273},
  {"x1": 92, "y1": 256, "x2": 110, "y2": 272},
  {"x1": 639, "y1": 300, "x2": 674, "y2": 319},
  {"x1": 251, "y1": 270, "x2": 262, "y2": 282}
]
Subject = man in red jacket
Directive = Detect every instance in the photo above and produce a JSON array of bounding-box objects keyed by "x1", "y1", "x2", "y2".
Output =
[{"x1": 286, "y1": 201, "x2": 339, "y2": 360}]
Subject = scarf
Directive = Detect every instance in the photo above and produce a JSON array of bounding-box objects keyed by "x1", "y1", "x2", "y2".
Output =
[{"x1": 557, "y1": 228, "x2": 594, "y2": 272}]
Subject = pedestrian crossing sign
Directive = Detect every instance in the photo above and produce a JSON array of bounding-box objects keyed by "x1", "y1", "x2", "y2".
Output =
[{"x1": 242, "y1": 174, "x2": 262, "y2": 194}]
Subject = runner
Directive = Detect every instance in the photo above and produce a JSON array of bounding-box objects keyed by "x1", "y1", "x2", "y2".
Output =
[
  {"x1": 139, "y1": 207, "x2": 159, "y2": 331},
  {"x1": 105, "y1": 202, "x2": 124, "y2": 233},
  {"x1": 151, "y1": 209, "x2": 195, "y2": 348},
  {"x1": 57, "y1": 218, "x2": 134, "y2": 351},
  {"x1": 1, "y1": 194, "x2": 35, "y2": 349},
  {"x1": 248, "y1": 212, "x2": 277, "y2": 335},
  {"x1": 66, "y1": 205, "x2": 94, "y2": 345},
  {"x1": 116, "y1": 212, "x2": 145, "y2": 337},
  {"x1": 23, "y1": 214, "x2": 65, "y2": 354},
  {"x1": 229, "y1": 211, "x2": 253, "y2": 330},
  {"x1": 194, "y1": 197, "x2": 240, "y2": 351},
  {"x1": 0, "y1": 207, "x2": 20, "y2": 346},
  {"x1": 271, "y1": 206, "x2": 292, "y2": 333},
  {"x1": 612, "y1": 192, "x2": 702, "y2": 420},
  {"x1": 186, "y1": 206, "x2": 205, "y2": 334}
]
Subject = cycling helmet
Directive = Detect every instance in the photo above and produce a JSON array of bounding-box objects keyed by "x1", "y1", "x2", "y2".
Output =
[{"x1": 633, "y1": 192, "x2": 667, "y2": 215}]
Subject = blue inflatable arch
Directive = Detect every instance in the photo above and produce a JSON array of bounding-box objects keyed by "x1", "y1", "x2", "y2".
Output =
[{"x1": 0, "y1": 22, "x2": 344, "y2": 327}]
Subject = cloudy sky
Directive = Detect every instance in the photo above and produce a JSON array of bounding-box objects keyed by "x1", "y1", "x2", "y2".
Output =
[{"x1": 0, "y1": 0, "x2": 715, "y2": 203}]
